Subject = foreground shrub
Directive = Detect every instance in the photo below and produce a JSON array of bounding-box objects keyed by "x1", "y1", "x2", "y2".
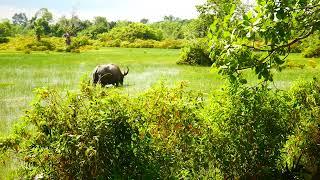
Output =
[
  {"x1": 177, "y1": 38, "x2": 212, "y2": 66},
  {"x1": 280, "y1": 79, "x2": 320, "y2": 178},
  {"x1": 3, "y1": 79, "x2": 320, "y2": 179},
  {"x1": 200, "y1": 84, "x2": 295, "y2": 178},
  {"x1": 131, "y1": 82, "x2": 217, "y2": 178},
  {"x1": 0, "y1": 82, "x2": 213, "y2": 179},
  {"x1": 10, "y1": 85, "x2": 152, "y2": 179}
]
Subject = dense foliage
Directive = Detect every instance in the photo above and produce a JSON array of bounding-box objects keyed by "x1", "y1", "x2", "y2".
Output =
[
  {"x1": 1, "y1": 0, "x2": 320, "y2": 179},
  {"x1": 177, "y1": 38, "x2": 212, "y2": 66},
  {"x1": 99, "y1": 23, "x2": 162, "y2": 42},
  {"x1": 150, "y1": 17, "x2": 189, "y2": 39},
  {"x1": 1, "y1": 79, "x2": 320, "y2": 179},
  {"x1": 302, "y1": 33, "x2": 320, "y2": 58},
  {"x1": 209, "y1": 0, "x2": 320, "y2": 82}
]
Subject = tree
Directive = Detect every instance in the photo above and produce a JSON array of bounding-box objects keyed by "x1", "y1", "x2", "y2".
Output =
[
  {"x1": 12, "y1": 13, "x2": 28, "y2": 27},
  {"x1": 30, "y1": 8, "x2": 53, "y2": 41},
  {"x1": 109, "y1": 21, "x2": 117, "y2": 29},
  {"x1": 196, "y1": 0, "x2": 243, "y2": 19},
  {"x1": 55, "y1": 15, "x2": 84, "y2": 36},
  {"x1": 151, "y1": 16, "x2": 189, "y2": 39},
  {"x1": 183, "y1": 0, "x2": 243, "y2": 39},
  {"x1": 209, "y1": 0, "x2": 320, "y2": 82},
  {"x1": 104, "y1": 23, "x2": 162, "y2": 42},
  {"x1": 92, "y1": 16, "x2": 110, "y2": 34},
  {"x1": 0, "y1": 20, "x2": 13, "y2": 37},
  {"x1": 183, "y1": 18, "x2": 211, "y2": 39},
  {"x1": 79, "y1": 16, "x2": 110, "y2": 39},
  {"x1": 140, "y1": 18, "x2": 149, "y2": 24},
  {"x1": 163, "y1": 15, "x2": 180, "y2": 22}
]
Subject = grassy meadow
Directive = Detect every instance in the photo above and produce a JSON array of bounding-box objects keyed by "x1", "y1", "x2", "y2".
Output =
[
  {"x1": 1, "y1": 48, "x2": 320, "y2": 136},
  {"x1": 0, "y1": 48, "x2": 319, "y2": 177},
  {"x1": 0, "y1": 48, "x2": 223, "y2": 136}
]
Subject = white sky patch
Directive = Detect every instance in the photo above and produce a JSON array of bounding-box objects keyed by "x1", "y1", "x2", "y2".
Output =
[
  {"x1": 0, "y1": 5, "x2": 33, "y2": 21},
  {"x1": 0, "y1": 0, "x2": 256, "y2": 22},
  {"x1": 0, "y1": 5, "x2": 65, "y2": 22},
  {"x1": 0, "y1": 0, "x2": 206, "y2": 22}
]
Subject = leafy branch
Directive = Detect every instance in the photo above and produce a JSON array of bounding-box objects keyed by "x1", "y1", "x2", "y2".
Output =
[{"x1": 209, "y1": 0, "x2": 320, "y2": 83}]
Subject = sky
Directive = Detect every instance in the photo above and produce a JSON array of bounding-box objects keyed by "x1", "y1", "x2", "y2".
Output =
[{"x1": 0, "y1": 0, "x2": 207, "y2": 22}]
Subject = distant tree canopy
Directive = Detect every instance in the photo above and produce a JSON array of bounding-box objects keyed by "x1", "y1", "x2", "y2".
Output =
[
  {"x1": 82, "y1": 16, "x2": 110, "y2": 38},
  {"x1": 150, "y1": 15, "x2": 190, "y2": 39},
  {"x1": 101, "y1": 23, "x2": 162, "y2": 42},
  {"x1": 30, "y1": 8, "x2": 53, "y2": 41},
  {"x1": 0, "y1": 20, "x2": 13, "y2": 37},
  {"x1": 0, "y1": 3, "x2": 318, "y2": 57},
  {"x1": 12, "y1": 13, "x2": 28, "y2": 27},
  {"x1": 140, "y1": 18, "x2": 149, "y2": 24},
  {"x1": 183, "y1": 0, "x2": 244, "y2": 39}
]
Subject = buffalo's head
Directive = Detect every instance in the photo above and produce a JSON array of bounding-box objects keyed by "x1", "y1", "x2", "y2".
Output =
[{"x1": 120, "y1": 67, "x2": 129, "y2": 85}]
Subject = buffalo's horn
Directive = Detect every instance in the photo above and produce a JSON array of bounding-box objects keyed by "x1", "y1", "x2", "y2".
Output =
[{"x1": 123, "y1": 67, "x2": 129, "y2": 76}]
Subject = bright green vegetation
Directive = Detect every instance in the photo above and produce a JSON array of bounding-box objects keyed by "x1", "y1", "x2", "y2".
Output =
[
  {"x1": 2, "y1": 72, "x2": 320, "y2": 179},
  {"x1": 0, "y1": 48, "x2": 222, "y2": 136},
  {"x1": 0, "y1": 48, "x2": 319, "y2": 178},
  {"x1": 1, "y1": 48, "x2": 319, "y2": 136}
]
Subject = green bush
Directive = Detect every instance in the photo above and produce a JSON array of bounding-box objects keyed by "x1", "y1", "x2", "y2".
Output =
[
  {"x1": 103, "y1": 39, "x2": 121, "y2": 47},
  {"x1": 99, "y1": 23, "x2": 162, "y2": 42},
  {"x1": 131, "y1": 82, "x2": 215, "y2": 178},
  {"x1": 119, "y1": 41, "x2": 130, "y2": 48},
  {"x1": 104, "y1": 39, "x2": 187, "y2": 49},
  {"x1": 279, "y1": 79, "x2": 320, "y2": 178},
  {"x1": 25, "y1": 40, "x2": 55, "y2": 51},
  {"x1": 155, "y1": 39, "x2": 187, "y2": 49},
  {"x1": 0, "y1": 36, "x2": 64, "y2": 51},
  {"x1": 0, "y1": 37, "x2": 9, "y2": 44},
  {"x1": 70, "y1": 36, "x2": 91, "y2": 48},
  {"x1": 3, "y1": 79, "x2": 320, "y2": 179},
  {"x1": 1, "y1": 82, "x2": 213, "y2": 179},
  {"x1": 7, "y1": 85, "x2": 153, "y2": 179},
  {"x1": 303, "y1": 46, "x2": 320, "y2": 58},
  {"x1": 66, "y1": 36, "x2": 98, "y2": 52},
  {"x1": 200, "y1": 84, "x2": 295, "y2": 178},
  {"x1": 285, "y1": 59, "x2": 306, "y2": 69},
  {"x1": 302, "y1": 33, "x2": 320, "y2": 58},
  {"x1": 177, "y1": 38, "x2": 212, "y2": 66},
  {"x1": 289, "y1": 41, "x2": 303, "y2": 53},
  {"x1": 130, "y1": 39, "x2": 156, "y2": 48}
]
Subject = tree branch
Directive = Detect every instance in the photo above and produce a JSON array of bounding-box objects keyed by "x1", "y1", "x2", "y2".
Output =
[
  {"x1": 276, "y1": 27, "x2": 315, "y2": 49},
  {"x1": 242, "y1": 26, "x2": 315, "y2": 53},
  {"x1": 241, "y1": 44, "x2": 269, "y2": 52}
]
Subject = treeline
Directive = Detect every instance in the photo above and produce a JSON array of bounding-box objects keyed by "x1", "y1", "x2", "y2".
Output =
[
  {"x1": 0, "y1": 0, "x2": 319, "y2": 61},
  {"x1": 2, "y1": 11, "x2": 206, "y2": 41},
  {"x1": 0, "y1": 8, "x2": 212, "y2": 52}
]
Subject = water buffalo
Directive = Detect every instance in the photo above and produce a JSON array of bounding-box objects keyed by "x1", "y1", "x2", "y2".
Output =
[{"x1": 92, "y1": 64, "x2": 129, "y2": 86}]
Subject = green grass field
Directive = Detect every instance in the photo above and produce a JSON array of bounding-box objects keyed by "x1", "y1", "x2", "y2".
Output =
[
  {"x1": 1, "y1": 48, "x2": 320, "y2": 136},
  {"x1": 0, "y1": 48, "x2": 319, "y2": 177},
  {"x1": 0, "y1": 48, "x2": 223, "y2": 136}
]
